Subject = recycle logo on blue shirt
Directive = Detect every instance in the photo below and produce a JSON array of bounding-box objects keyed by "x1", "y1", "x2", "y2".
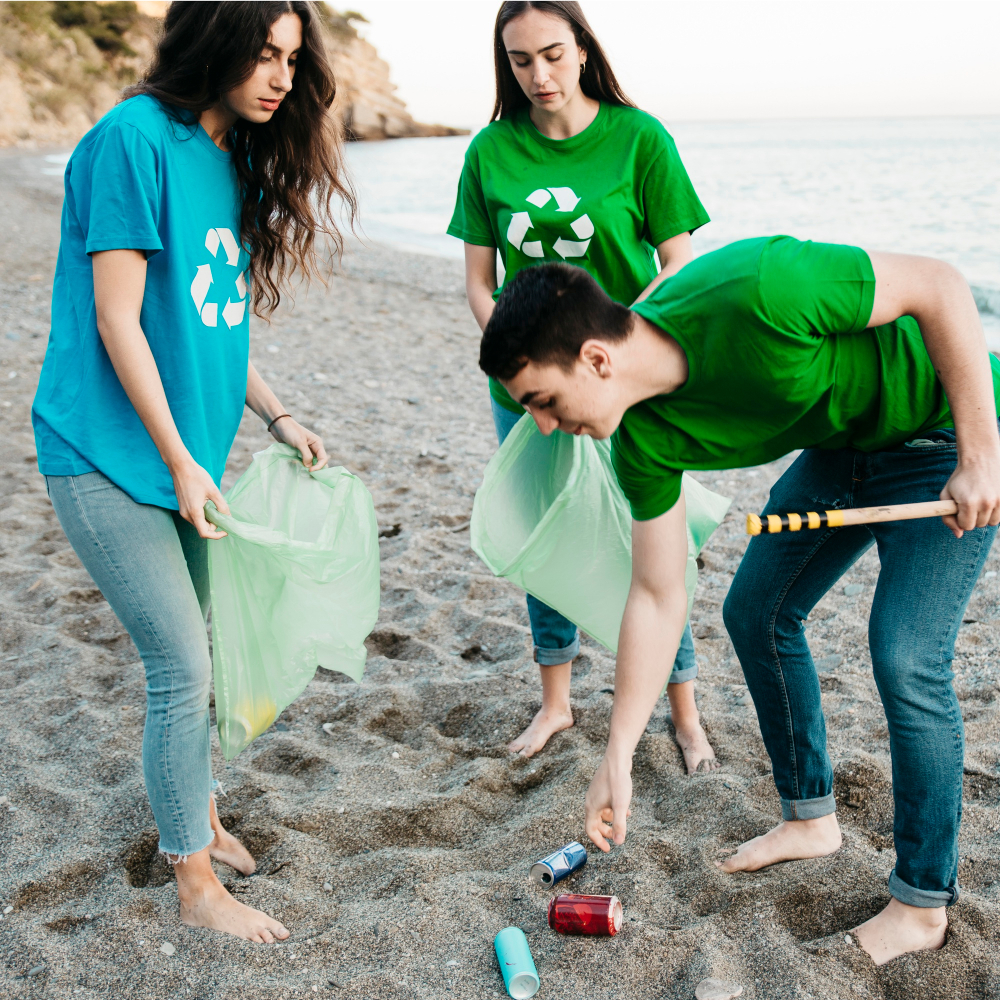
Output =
[
  {"x1": 190, "y1": 227, "x2": 248, "y2": 329},
  {"x1": 506, "y1": 186, "x2": 594, "y2": 260}
]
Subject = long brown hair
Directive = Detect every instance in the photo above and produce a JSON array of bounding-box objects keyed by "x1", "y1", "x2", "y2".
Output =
[
  {"x1": 125, "y1": 1, "x2": 356, "y2": 317},
  {"x1": 491, "y1": 2, "x2": 635, "y2": 121}
]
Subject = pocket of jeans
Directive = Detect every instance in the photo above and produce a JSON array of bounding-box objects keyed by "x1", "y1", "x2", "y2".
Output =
[{"x1": 902, "y1": 438, "x2": 956, "y2": 450}]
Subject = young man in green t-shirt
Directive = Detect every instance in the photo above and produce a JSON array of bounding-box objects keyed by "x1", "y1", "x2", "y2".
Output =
[{"x1": 477, "y1": 236, "x2": 1000, "y2": 965}]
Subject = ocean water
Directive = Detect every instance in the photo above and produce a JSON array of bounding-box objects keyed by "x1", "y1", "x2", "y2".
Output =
[{"x1": 343, "y1": 116, "x2": 1000, "y2": 347}]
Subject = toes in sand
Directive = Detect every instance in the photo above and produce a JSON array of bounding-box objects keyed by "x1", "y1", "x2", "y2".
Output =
[
  {"x1": 850, "y1": 898, "x2": 948, "y2": 966},
  {"x1": 208, "y1": 829, "x2": 257, "y2": 876},
  {"x1": 716, "y1": 816, "x2": 842, "y2": 873},
  {"x1": 208, "y1": 795, "x2": 257, "y2": 875},
  {"x1": 672, "y1": 720, "x2": 720, "y2": 775},
  {"x1": 508, "y1": 706, "x2": 574, "y2": 758},
  {"x1": 180, "y1": 884, "x2": 290, "y2": 943}
]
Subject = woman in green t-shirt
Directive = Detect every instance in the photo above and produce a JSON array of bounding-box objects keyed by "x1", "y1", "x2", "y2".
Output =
[{"x1": 448, "y1": 0, "x2": 713, "y2": 766}]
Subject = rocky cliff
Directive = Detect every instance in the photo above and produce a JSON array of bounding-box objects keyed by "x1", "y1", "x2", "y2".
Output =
[{"x1": 0, "y1": 1, "x2": 467, "y2": 147}]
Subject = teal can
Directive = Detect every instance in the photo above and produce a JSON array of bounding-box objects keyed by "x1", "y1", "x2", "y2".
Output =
[{"x1": 493, "y1": 926, "x2": 540, "y2": 999}]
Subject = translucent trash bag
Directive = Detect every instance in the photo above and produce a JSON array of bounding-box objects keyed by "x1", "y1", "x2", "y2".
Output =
[
  {"x1": 205, "y1": 444, "x2": 380, "y2": 759},
  {"x1": 471, "y1": 415, "x2": 731, "y2": 653}
]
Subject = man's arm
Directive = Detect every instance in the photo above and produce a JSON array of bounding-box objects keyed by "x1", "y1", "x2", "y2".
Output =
[
  {"x1": 584, "y1": 489, "x2": 690, "y2": 850},
  {"x1": 868, "y1": 252, "x2": 1000, "y2": 537}
]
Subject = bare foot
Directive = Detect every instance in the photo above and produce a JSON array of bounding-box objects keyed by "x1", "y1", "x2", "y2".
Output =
[
  {"x1": 851, "y1": 898, "x2": 947, "y2": 965},
  {"x1": 716, "y1": 814, "x2": 842, "y2": 873},
  {"x1": 666, "y1": 680, "x2": 719, "y2": 774},
  {"x1": 180, "y1": 879, "x2": 290, "y2": 943},
  {"x1": 509, "y1": 705, "x2": 574, "y2": 758},
  {"x1": 672, "y1": 718, "x2": 720, "y2": 774},
  {"x1": 208, "y1": 793, "x2": 256, "y2": 875},
  {"x1": 174, "y1": 847, "x2": 288, "y2": 943}
]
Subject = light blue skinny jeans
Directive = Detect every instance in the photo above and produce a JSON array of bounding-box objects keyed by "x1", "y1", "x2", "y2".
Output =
[
  {"x1": 490, "y1": 398, "x2": 697, "y2": 680},
  {"x1": 47, "y1": 471, "x2": 214, "y2": 857}
]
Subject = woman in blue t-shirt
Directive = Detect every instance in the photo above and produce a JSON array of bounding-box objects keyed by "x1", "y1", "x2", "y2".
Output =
[
  {"x1": 32, "y1": 2, "x2": 354, "y2": 943},
  {"x1": 448, "y1": 1, "x2": 717, "y2": 769}
]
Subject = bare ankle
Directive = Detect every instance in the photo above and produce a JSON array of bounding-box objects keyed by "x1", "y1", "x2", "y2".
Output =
[
  {"x1": 667, "y1": 680, "x2": 700, "y2": 728},
  {"x1": 540, "y1": 699, "x2": 572, "y2": 717},
  {"x1": 537, "y1": 660, "x2": 573, "y2": 717}
]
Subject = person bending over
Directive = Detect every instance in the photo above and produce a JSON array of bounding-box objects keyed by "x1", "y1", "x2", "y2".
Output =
[
  {"x1": 32, "y1": 1, "x2": 354, "y2": 942},
  {"x1": 477, "y1": 236, "x2": 1000, "y2": 965}
]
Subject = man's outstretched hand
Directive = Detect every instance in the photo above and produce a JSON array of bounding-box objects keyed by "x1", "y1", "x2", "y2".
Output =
[{"x1": 584, "y1": 754, "x2": 633, "y2": 852}]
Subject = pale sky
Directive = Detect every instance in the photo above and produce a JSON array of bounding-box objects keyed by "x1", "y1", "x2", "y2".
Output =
[{"x1": 348, "y1": 0, "x2": 1000, "y2": 128}]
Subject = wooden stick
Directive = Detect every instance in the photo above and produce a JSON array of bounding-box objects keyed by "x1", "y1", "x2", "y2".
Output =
[{"x1": 747, "y1": 499, "x2": 958, "y2": 535}]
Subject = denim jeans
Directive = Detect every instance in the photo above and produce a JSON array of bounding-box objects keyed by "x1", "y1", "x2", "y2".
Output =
[
  {"x1": 47, "y1": 471, "x2": 214, "y2": 857},
  {"x1": 490, "y1": 398, "x2": 697, "y2": 681},
  {"x1": 723, "y1": 428, "x2": 995, "y2": 908}
]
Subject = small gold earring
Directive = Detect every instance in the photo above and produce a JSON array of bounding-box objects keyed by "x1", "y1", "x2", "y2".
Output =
[{"x1": 580, "y1": 61, "x2": 586, "y2": 74}]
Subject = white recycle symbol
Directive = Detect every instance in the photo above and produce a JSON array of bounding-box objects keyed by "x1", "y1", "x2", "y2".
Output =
[
  {"x1": 190, "y1": 227, "x2": 247, "y2": 329},
  {"x1": 506, "y1": 186, "x2": 594, "y2": 260}
]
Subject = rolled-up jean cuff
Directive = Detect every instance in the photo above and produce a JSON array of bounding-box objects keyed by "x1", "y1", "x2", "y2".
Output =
[
  {"x1": 668, "y1": 664, "x2": 698, "y2": 684},
  {"x1": 780, "y1": 792, "x2": 836, "y2": 821},
  {"x1": 535, "y1": 638, "x2": 580, "y2": 666},
  {"x1": 888, "y1": 869, "x2": 959, "y2": 908}
]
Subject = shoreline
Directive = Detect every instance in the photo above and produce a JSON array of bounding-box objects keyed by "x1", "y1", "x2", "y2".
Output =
[{"x1": 2, "y1": 150, "x2": 1000, "y2": 999}]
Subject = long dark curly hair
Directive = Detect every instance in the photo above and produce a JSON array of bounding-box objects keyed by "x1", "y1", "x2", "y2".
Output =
[
  {"x1": 492, "y1": 2, "x2": 635, "y2": 121},
  {"x1": 125, "y1": 1, "x2": 356, "y2": 317}
]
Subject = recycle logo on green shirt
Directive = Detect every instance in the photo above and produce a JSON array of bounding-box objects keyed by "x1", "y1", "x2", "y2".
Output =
[
  {"x1": 189, "y1": 227, "x2": 248, "y2": 329},
  {"x1": 506, "y1": 187, "x2": 594, "y2": 260}
]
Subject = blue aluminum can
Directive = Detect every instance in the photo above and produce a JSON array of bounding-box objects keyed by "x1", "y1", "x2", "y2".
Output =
[
  {"x1": 530, "y1": 840, "x2": 587, "y2": 887},
  {"x1": 494, "y1": 926, "x2": 540, "y2": 999}
]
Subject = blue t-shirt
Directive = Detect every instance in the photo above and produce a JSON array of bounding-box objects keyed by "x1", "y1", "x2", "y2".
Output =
[{"x1": 32, "y1": 94, "x2": 251, "y2": 508}]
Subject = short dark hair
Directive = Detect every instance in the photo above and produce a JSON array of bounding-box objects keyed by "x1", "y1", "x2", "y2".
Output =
[{"x1": 479, "y1": 264, "x2": 634, "y2": 381}]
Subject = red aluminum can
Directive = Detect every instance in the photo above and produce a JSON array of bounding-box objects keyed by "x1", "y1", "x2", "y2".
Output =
[{"x1": 547, "y1": 894, "x2": 623, "y2": 936}]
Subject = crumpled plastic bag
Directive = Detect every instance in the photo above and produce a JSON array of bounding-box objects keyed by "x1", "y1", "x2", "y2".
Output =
[
  {"x1": 471, "y1": 415, "x2": 731, "y2": 653},
  {"x1": 205, "y1": 444, "x2": 379, "y2": 759}
]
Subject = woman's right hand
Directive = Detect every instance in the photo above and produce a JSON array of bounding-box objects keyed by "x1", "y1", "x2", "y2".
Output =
[{"x1": 170, "y1": 458, "x2": 231, "y2": 539}]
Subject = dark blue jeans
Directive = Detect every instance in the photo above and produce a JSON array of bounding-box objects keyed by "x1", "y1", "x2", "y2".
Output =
[
  {"x1": 723, "y1": 429, "x2": 995, "y2": 908},
  {"x1": 490, "y1": 398, "x2": 697, "y2": 680}
]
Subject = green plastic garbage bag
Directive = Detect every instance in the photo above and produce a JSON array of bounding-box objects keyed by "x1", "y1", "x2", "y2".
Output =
[
  {"x1": 471, "y1": 415, "x2": 731, "y2": 653},
  {"x1": 205, "y1": 444, "x2": 380, "y2": 759}
]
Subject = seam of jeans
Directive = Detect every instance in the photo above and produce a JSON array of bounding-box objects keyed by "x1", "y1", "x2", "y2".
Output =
[
  {"x1": 764, "y1": 527, "x2": 847, "y2": 802},
  {"x1": 67, "y1": 475, "x2": 190, "y2": 851},
  {"x1": 938, "y1": 524, "x2": 992, "y2": 835}
]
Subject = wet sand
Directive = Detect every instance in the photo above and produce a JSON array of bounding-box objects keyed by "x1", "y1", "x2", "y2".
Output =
[{"x1": 1, "y1": 147, "x2": 999, "y2": 999}]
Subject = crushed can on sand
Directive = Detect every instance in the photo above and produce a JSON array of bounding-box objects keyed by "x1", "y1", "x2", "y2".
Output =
[
  {"x1": 494, "y1": 926, "x2": 540, "y2": 999},
  {"x1": 529, "y1": 841, "x2": 587, "y2": 887},
  {"x1": 548, "y1": 893, "x2": 623, "y2": 936}
]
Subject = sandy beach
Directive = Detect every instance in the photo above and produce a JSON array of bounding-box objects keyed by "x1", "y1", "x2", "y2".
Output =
[{"x1": 1, "y1": 146, "x2": 999, "y2": 1000}]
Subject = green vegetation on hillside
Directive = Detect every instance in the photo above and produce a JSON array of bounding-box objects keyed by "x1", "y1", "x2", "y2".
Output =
[
  {"x1": 0, "y1": 1, "x2": 157, "y2": 139},
  {"x1": 5, "y1": 1, "x2": 148, "y2": 77}
]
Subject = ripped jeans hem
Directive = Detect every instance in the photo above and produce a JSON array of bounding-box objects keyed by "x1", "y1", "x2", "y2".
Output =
[{"x1": 160, "y1": 830, "x2": 214, "y2": 865}]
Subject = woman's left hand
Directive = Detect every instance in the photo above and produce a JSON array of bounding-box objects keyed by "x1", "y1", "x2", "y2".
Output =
[{"x1": 269, "y1": 415, "x2": 329, "y2": 471}]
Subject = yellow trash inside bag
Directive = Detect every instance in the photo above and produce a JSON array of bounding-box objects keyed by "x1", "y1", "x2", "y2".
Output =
[{"x1": 205, "y1": 444, "x2": 379, "y2": 759}]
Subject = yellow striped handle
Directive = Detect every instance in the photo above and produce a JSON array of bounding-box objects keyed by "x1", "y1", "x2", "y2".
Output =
[{"x1": 747, "y1": 500, "x2": 959, "y2": 535}]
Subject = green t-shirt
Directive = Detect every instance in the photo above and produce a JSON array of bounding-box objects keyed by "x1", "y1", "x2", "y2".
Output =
[
  {"x1": 612, "y1": 235, "x2": 1000, "y2": 521},
  {"x1": 447, "y1": 102, "x2": 710, "y2": 413}
]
